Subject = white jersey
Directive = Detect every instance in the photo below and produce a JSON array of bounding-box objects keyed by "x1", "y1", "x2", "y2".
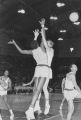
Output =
[
  {"x1": 0, "y1": 76, "x2": 9, "y2": 91},
  {"x1": 65, "y1": 73, "x2": 75, "y2": 89},
  {"x1": 32, "y1": 47, "x2": 50, "y2": 77},
  {"x1": 32, "y1": 47, "x2": 54, "y2": 78},
  {"x1": 32, "y1": 47, "x2": 48, "y2": 65},
  {"x1": 46, "y1": 48, "x2": 54, "y2": 79},
  {"x1": 46, "y1": 48, "x2": 54, "y2": 67},
  {"x1": 64, "y1": 72, "x2": 80, "y2": 100}
]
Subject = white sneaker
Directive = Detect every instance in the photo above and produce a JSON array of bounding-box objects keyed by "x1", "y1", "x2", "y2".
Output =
[
  {"x1": 10, "y1": 114, "x2": 14, "y2": 120},
  {"x1": 34, "y1": 102, "x2": 42, "y2": 114},
  {"x1": 44, "y1": 105, "x2": 50, "y2": 115},
  {"x1": 34, "y1": 105, "x2": 42, "y2": 114},
  {"x1": 0, "y1": 115, "x2": 2, "y2": 120},
  {"x1": 25, "y1": 108, "x2": 35, "y2": 120}
]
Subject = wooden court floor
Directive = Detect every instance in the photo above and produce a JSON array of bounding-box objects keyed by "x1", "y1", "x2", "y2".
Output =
[{"x1": 0, "y1": 93, "x2": 81, "y2": 120}]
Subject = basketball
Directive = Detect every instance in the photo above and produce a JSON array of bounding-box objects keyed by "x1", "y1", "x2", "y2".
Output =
[{"x1": 69, "y1": 12, "x2": 79, "y2": 22}]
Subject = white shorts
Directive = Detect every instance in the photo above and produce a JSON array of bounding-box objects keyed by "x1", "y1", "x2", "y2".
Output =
[
  {"x1": 64, "y1": 89, "x2": 80, "y2": 101},
  {"x1": 34, "y1": 65, "x2": 49, "y2": 77},
  {"x1": 0, "y1": 86, "x2": 7, "y2": 96},
  {"x1": 0, "y1": 91, "x2": 7, "y2": 96}
]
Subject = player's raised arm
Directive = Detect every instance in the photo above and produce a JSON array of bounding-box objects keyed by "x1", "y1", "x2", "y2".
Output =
[
  {"x1": 33, "y1": 29, "x2": 39, "y2": 41},
  {"x1": 61, "y1": 78, "x2": 65, "y2": 93},
  {"x1": 72, "y1": 76, "x2": 81, "y2": 94},
  {"x1": 8, "y1": 40, "x2": 32, "y2": 55},
  {"x1": 40, "y1": 18, "x2": 49, "y2": 49},
  {"x1": 8, "y1": 78, "x2": 12, "y2": 91}
]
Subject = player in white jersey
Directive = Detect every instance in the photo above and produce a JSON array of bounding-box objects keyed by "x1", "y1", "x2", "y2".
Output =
[
  {"x1": 0, "y1": 70, "x2": 14, "y2": 120},
  {"x1": 23, "y1": 19, "x2": 54, "y2": 115},
  {"x1": 34, "y1": 18, "x2": 54, "y2": 115},
  {"x1": 61, "y1": 64, "x2": 81, "y2": 120},
  {"x1": 8, "y1": 28, "x2": 50, "y2": 120}
]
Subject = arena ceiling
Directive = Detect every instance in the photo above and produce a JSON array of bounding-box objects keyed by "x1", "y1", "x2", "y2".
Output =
[{"x1": 0, "y1": 0, "x2": 81, "y2": 57}]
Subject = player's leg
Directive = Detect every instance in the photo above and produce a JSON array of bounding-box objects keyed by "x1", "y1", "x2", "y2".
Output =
[
  {"x1": 25, "y1": 77, "x2": 46, "y2": 120},
  {"x1": 0, "y1": 96, "x2": 2, "y2": 120},
  {"x1": 33, "y1": 77, "x2": 38, "y2": 93},
  {"x1": 43, "y1": 78, "x2": 50, "y2": 115},
  {"x1": 67, "y1": 100, "x2": 74, "y2": 120},
  {"x1": 34, "y1": 78, "x2": 50, "y2": 114},
  {"x1": 33, "y1": 77, "x2": 42, "y2": 113},
  {"x1": 2, "y1": 95, "x2": 14, "y2": 120},
  {"x1": 59, "y1": 97, "x2": 65, "y2": 118}
]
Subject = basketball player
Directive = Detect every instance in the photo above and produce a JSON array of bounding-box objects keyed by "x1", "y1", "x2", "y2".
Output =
[
  {"x1": 0, "y1": 70, "x2": 14, "y2": 120},
  {"x1": 61, "y1": 64, "x2": 81, "y2": 120},
  {"x1": 34, "y1": 18, "x2": 54, "y2": 115},
  {"x1": 8, "y1": 27, "x2": 50, "y2": 120},
  {"x1": 23, "y1": 18, "x2": 54, "y2": 115}
]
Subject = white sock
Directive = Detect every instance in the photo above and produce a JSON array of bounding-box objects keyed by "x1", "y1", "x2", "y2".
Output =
[
  {"x1": 46, "y1": 100, "x2": 50, "y2": 107},
  {"x1": 29, "y1": 106, "x2": 34, "y2": 111},
  {"x1": 9, "y1": 109, "x2": 13, "y2": 115}
]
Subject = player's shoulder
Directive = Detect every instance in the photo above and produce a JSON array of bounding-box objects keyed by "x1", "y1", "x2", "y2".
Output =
[
  {"x1": 32, "y1": 47, "x2": 40, "y2": 52},
  {"x1": 47, "y1": 47, "x2": 54, "y2": 52},
  {"x1": 67, "y1": 72, "x2": 74, "y2": 77},
  {"x1": 8, "y1": 77, "x2": 10, "y2": 80}
]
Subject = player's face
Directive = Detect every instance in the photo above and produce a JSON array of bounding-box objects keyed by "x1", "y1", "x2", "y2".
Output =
[
  {"x1": 4, "y1": 70, "x2": 9, "y2": 76},
  {"x1": 47, "y1": 40, "x2": 54, "y2": 48},
  {"x1": 71, "y1": 65, "x2": 77, "y2": 72}
]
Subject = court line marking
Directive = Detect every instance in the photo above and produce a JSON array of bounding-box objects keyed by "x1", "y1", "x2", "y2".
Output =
[{"x1": 44, "y1": 114, "x2": 60, "y2": 120}]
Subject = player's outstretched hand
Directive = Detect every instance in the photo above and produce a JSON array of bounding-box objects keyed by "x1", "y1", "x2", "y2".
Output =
[
  {"x1": 22, "y1": 83, "x2": 27, "y2": 87},
  {"x1": 33, "y1": 29, "x2": 39, "y2": 38},
  {"x1": 8, "y1": 40, "x2": 15, "y2": 44}
]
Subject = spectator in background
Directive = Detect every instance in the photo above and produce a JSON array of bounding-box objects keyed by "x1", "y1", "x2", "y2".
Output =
[{"x1": 0, "y1": 70, "x2": 14, "y2": 120}]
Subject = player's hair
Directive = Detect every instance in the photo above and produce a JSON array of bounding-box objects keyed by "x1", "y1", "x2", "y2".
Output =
[
  {"x1": 30, "y1": 41, "x2": 39, "y2": 49},
  {"x1": 70, "y1": 64, "x2": 78, "y2": 71}
]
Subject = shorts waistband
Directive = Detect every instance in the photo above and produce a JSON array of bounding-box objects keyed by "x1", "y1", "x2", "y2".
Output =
[
  {"x1": 37, "y1": 64, "x2": 50, "y2": 68},
  {"x1": 64, "y1": 88, "x2": 74, "y2": 91}
]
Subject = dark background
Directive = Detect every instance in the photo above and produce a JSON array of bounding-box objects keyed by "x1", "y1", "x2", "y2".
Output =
[{"x1": 0, "y1": 0, "x2": 81, "y2": 91}]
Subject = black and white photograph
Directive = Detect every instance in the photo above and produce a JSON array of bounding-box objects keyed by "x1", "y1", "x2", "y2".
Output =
[{"x1": 0, "y1": 0, "x2": 81, "y2": 120}]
